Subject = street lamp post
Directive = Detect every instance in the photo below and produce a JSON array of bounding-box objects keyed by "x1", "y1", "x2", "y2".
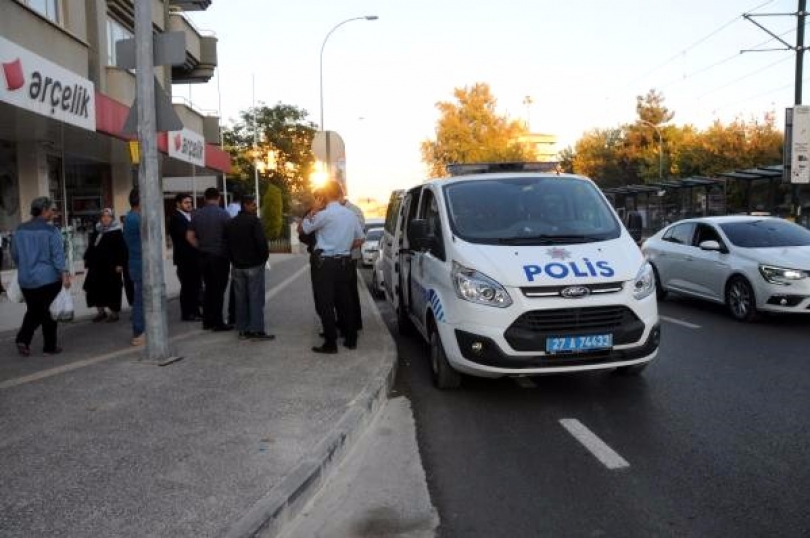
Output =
[
  {"x1": 319, "y1": 15, "x2": 378, "y2": 179},
  {"x1": 638, "y1": 119, "x2": 663, "y2": 180}
]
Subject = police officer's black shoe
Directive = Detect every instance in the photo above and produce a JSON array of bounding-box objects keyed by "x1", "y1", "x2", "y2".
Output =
[{"x1": 312, "y1": 343, "x2": 338, "y2": 354}]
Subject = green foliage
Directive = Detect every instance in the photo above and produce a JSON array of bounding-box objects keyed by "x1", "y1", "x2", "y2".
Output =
[
  {"x1": 421, "y1": 83, "x2": 535, "y2": 178},
  {"x1": 566, "y1": 89, "x2": 783, "y2": 186},
  {"x1": 222, "y1": 102, "x2": 318, "y2": 227},
  {"x1": 261, "y1": 183, "x2": 284, "y2": 240}
]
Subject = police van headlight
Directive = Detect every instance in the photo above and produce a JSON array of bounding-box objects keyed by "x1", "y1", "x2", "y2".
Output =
[
  {"x1": 452, "y1": 261, "x2": 512, "y2": 308},
  {"x1": 633, "y1": 262, "x2": 655, "y2": 300}
]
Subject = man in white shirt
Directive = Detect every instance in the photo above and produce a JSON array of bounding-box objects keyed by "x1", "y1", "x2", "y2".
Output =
[{"x1": 299, "y1": 181, "x2": 364, "y2": 354}]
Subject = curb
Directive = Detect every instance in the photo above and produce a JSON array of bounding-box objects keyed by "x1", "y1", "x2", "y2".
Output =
[{"x1": 224, "y1": 274, "x2": 398, "y2": 538}]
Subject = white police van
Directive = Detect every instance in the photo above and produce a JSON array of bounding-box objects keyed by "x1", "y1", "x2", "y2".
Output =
[{"x1": 384, "y1": 163, "x2": 660, "y2": 389}]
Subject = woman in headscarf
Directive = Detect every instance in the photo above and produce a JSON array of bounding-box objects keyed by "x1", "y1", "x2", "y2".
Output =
[{"x1": 83, "y1": 208, "x2": 127, "y2": 322}]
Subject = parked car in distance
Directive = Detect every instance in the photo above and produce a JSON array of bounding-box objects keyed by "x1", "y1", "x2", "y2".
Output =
[
  {"x1": 371, "y1": 254, "x2": 385, "y2": 299},
  {"x1": 364, "y1": 218, "x2": 384, "y2": 233},
  {"x1": 642, "y1": 216, "x2": 810, "y2": 321},
  {"x1": 361, "y1": 227, "x2": 384, "y2": 266}
]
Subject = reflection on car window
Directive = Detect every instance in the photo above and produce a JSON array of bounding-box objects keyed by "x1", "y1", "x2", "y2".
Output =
[
  {"x1": 443, "y1": 176, "x2": 620, "y2": 244},
  {"x1": 719, "y1": 219, "x2": 810, "y2": 247},
  {"x1": 665, "y1": 223, "x2": 695, "y2": 245},
  {"x1": 366, "y1": 229, "x2": 383, "y2": 241}
]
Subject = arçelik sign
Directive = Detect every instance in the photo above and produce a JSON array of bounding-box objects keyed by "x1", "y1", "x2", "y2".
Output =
[
  {"x1": 168, "y1": 127, "x2": 206, "y2": 167},
  {"x1": 0, "y1": 36, "x2": 96, "y2": 132}
]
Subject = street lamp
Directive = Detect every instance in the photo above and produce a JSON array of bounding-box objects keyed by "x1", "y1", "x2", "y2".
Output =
[
  {"x1": 637, "y1": 119, "x2": 663, "y2": 180},
  {"x1": 319, "y1": 15, "x2": 378, "y2": 179}
]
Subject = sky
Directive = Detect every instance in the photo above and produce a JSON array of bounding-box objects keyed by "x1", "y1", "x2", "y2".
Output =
[{"x1": 178, "y1": 0, "x2": 802, "y2": 202}]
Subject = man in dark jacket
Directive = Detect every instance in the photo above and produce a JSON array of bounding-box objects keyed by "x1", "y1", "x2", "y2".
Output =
[
  {"x1": 187, "y1": 187, "x2": 232, "y2": 331},
  {"x1": 168, "y1": 192, "x2": 202, "y2": 322},
  {"x1": 225, "y1": 195, "x2": 274, "y2": 340}
]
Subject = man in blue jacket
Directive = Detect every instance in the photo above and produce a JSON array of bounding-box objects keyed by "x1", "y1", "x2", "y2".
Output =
[{"x1": 12, "y1": 196, "x2": 71, "y2": 356}]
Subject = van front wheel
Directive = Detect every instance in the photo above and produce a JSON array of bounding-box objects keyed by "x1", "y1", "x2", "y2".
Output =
[{"x1": 430, "y1": 329, "x2": 462, "y2": 389}]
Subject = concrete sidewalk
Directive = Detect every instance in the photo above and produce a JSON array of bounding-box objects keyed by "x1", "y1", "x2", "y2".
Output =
[{"x1": 0, "y1": 254, "x2": 397, "y2": 538}]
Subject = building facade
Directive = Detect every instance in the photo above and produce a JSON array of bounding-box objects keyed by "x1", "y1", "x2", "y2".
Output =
[{"x1": 0, "y1": 0, "x2": 228, "y2": 270}]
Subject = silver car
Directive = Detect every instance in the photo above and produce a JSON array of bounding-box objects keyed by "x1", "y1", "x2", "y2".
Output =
[{"x1": 642, "y1": 216, "x2": 810, "y2": 321}]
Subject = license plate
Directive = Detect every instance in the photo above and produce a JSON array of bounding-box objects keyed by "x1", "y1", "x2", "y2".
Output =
[{"x1": 546, "y1": 334, "x2": 613, "y2": 354}]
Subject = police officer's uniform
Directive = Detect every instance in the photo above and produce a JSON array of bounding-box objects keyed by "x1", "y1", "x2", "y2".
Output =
[{"x1": 302, "y1": 201, "x2": 364, "y2": 353}]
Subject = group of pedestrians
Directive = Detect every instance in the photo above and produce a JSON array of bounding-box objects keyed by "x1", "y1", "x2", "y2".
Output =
[
  {"x1": 10, "y1": 185, "x2": 276, "y2": 357},
  {"x1": 181, "y1": 187, "x2": 274, "y2": 340},
  {"x1": 298, "y1": 180, "x2": 365, "y2": 354}
]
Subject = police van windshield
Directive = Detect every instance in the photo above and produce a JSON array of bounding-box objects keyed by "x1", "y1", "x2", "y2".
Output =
[{"x1": 443, "y1": 176, "x2": 621, "y2": 245}]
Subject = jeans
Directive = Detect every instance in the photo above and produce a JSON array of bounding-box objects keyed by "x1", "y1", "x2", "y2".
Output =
[
  {"x1": 17, "y1": 280, "x2": 62, "y2": 351},
  {"x1": 131, "y1": 277, "x2": 144, "y2": 336},
  {"x1": 232, "y1": 265, "x2": 266, "y2": 333}
]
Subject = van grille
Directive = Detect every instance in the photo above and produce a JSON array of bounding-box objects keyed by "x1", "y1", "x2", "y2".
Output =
[{"x1": 505, "y1": 306, "x2": 642, "y2": 351}]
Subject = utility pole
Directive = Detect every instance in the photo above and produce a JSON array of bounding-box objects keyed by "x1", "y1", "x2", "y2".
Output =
[
  {"x1": 743, "y1": 0, "x2": 807, "y2": 218},
  {"x1": 135, "y1": 0, "x2": 172, "y2": 362}
]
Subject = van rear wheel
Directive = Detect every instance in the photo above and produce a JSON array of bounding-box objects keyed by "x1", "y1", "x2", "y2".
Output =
[{"x1": 430, "y1": 328, "x2": 462, "y2": 389}]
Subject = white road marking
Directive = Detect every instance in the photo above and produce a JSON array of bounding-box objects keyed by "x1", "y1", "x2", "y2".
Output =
[
  {"x1": 1, "y1": 264, "x2": 310, "y2": 391},
  {"x1": 659, "y1": 315, "x2": 701, "y2": 329},
  {"x1": 559, "y1": 418, "x2": 630, "y2": 470},
  {"x1": 513, "y1": 376, "x2": 537, "y2": 389}
]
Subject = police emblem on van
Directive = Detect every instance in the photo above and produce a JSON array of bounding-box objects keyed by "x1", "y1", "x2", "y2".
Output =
[{"x1": 560, "y1": 286, "x2": 590, "y2": 298}]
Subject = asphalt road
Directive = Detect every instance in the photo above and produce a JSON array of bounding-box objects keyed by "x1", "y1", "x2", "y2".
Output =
[{"x1": 359, "y1": 266, "x2": 810, "y2": 538}]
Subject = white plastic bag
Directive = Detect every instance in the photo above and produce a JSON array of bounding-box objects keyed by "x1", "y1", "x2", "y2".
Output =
[
  {"x1": 49, "y1": 287, "x2": 75, "y2": 322},
  {"x1": 6, "y1": 275, "x2": 24, "y2": 303}
]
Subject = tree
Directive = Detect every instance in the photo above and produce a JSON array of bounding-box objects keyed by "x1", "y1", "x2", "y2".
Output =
[
  {"x1": 569, "y1": 128, "x2": 627, "y2": 187},
  {"x1": 261, "y1": 183, "x2": 283, "y2": 240},
  {"x1": 222, "y1": 102, "x2": 318, "y2": 224},
  {"x1": 421, "y1": 83, "x2": 535, "y2": 177}
]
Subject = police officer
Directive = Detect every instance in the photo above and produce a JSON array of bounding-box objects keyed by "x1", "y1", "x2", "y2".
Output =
[{"x1": 299, "y1": 181, "x2": 364, "y2": 354}]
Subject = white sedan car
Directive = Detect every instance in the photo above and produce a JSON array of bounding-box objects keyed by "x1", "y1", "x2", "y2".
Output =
[
  {"x1": 361, "y1": 227, "x2": 384, "y2": 266},
  {"x1": 642, "y1": 216, "x2": 810, "y2": 321}
]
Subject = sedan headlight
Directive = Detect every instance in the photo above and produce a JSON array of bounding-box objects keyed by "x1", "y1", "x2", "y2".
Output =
[
  {"x1": 633, "y1": 262, "x2": 655, "y2": 300},
  {"x1": 452, "y1": 261, "x2": 512, "y2": 308},
  {"x1": 759, "y1": 264, "x2": 807, "y2": 285}
]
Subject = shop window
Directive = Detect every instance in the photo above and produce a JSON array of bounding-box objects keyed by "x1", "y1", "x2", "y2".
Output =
[{"x1": 22, "y1": 0, "x2": 61, "y2": 24}]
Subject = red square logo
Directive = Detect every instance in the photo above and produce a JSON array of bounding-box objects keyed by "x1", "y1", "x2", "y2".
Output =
[
  {"x1": 174, "y1": 133, "x2": 182, "y2": 151},
  {"x1": 2, "y1": 59, "x2": 25, "y2": 91}
]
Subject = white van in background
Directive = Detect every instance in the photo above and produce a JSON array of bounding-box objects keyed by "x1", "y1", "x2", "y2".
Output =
[{"x1": 382, "y1": 163, "x2": 660, "y2": 389}]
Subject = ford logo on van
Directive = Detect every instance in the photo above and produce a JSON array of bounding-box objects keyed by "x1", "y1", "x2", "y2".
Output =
[{"x1": 560, "y1": 286, "x2": 590, "y2": 299}]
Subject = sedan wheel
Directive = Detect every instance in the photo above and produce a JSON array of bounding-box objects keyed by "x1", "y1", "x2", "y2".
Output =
[{"x1": 726, "y1": 276, "x2": 757, "y2": 322}]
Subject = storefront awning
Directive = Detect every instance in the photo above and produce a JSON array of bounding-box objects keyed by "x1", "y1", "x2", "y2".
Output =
[{"x1": 94, "y1": 91, "x2": 230, "y2": 173}]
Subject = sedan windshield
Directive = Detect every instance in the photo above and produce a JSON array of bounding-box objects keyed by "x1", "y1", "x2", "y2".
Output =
[
  {"x1": 443, "y1": 176, "x2": 621, "y2": 245},
  {"x1": 719, "y1": 219, "x2": 810, "y2": 248}
]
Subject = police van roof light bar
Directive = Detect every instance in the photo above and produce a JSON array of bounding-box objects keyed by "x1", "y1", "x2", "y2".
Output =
[{"x1": 446, "y1": 162, "x2": 560, "y2": 176}]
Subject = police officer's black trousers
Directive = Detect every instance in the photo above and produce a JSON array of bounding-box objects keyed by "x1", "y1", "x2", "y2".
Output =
[{"x1": 313, "y1": 256, "x2": 356, "y2": 347}]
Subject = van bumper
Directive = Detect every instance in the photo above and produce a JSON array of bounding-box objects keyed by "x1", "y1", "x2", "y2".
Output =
[{"x1": 439, "y1": 323, "x2": 660, "y2": 377}]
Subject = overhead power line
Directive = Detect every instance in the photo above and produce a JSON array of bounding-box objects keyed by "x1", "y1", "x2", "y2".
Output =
[{"x1": 623, "y1": 0, "x2": 776, "y2": 88}]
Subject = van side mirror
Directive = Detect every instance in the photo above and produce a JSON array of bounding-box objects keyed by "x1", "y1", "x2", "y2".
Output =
[{"x1": 408, "y1": 219, "x2": 431, "y2": 251}]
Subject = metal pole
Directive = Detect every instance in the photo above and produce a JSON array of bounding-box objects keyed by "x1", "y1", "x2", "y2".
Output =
[
  {"x1": 319, "y1": 16, "x2": 378, "y2": 180},
  {"x1": 217, "y1": 66, "x2": 226, "y2": 207},
  {"x1": 135, "y1": 0, "x2": 171, "y2": 360},
  {"x1": 252, "y1": 73, "x2": 260, "y2": 217},
  {"x1": 794, "y1": 0, "x2": 806, "y2": 218}
]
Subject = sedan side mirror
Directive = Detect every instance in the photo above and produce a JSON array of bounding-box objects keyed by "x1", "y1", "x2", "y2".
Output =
[{"x1": 699, "y1": 240, "x2": 723, "y2": 252}]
